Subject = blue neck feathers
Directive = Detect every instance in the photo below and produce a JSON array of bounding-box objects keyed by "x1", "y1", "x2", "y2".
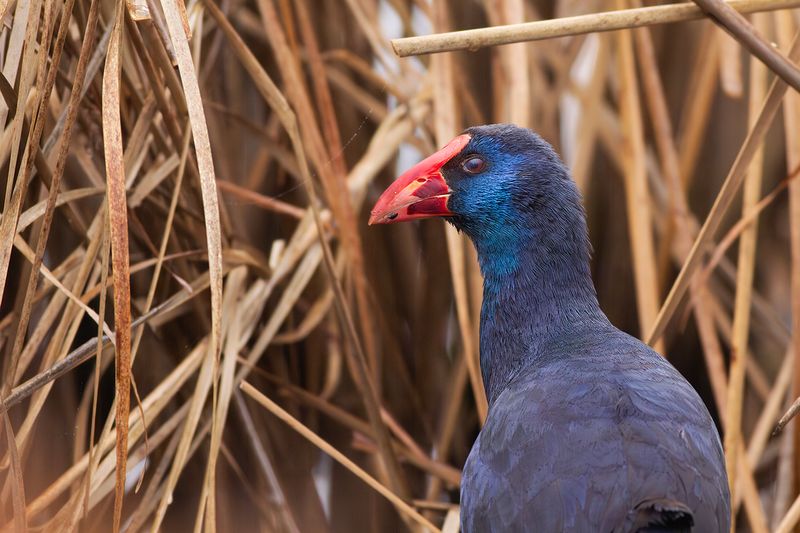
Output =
[
  {"x1": 441, "y1": 125, "x2": 612, "y2": 405},
  {"x1": 470, "y1": 198, "x2": 607, "y2": 405}
]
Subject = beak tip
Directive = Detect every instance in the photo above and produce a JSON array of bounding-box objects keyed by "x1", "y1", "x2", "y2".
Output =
[{"x1": 368, "y1": 209, "x2": 396, "y2": 225}]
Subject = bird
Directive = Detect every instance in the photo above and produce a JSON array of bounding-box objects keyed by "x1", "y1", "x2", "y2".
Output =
[{"x1": 369, "y1": 124, "x2": 730, "y2": 532}]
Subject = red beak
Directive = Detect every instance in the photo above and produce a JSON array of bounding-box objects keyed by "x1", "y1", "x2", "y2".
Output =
[{"x1": 369, "y1": 134, "x2": 470, "y2": 225}]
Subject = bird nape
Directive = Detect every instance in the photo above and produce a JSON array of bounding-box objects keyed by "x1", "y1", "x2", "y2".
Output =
[{"x1": 370, "y1": 124, "x2": 730, "y2": 533}]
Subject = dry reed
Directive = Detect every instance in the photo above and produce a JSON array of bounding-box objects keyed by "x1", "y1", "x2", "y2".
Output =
[{"x1": 0, "y1": 1, "x2": 799, "y2": 532}]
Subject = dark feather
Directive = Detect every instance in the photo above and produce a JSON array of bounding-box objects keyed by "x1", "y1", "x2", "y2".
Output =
[
  {"x1": 437, "y1": 125, "x2": 730, "y2": 532},
  {"x1": 628, "y1": 498, "x2": 694, "y2": 532}
]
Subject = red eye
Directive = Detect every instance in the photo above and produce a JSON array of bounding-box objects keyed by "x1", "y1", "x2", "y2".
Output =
[{"x1": 462, "y1": 156, "x2": 486, "y2": 174}]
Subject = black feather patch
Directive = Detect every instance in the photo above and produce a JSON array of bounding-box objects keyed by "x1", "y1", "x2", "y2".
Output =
[{"x1": 629, "y1": 498, "x2": 694, "y2": 532}]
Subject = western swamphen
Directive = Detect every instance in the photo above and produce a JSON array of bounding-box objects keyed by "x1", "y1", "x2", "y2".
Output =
[{"x1": 370, "y1": 125, "x2": 730, "y2": 532}]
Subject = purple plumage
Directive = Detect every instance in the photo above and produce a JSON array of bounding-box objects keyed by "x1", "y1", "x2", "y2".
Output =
[{"x1": 371, "y1": 124, "x2": 730, "y2": 532}]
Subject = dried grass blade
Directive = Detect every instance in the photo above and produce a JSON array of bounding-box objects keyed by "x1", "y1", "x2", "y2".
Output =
[
  {"x1": 8, "y1": 217, "x2": 104, "y2": 497},
  {"x1": 391, "y1": 0, "x2": 800, "y2": 56},
  {"x1": 441, "y1": 508, "x2": 460, "y2": 533},
  {"x1": 6, "y1": 0, "x2": 99, "y2": 393},
  {"x1": 12, "y1": 236, "x2": 113, "y2": 339},
  {"x1": 240, "y1": 382, "x2": 441, "y2": 533},
  {"x1": 294, "y1": 0, "x2": 346, "y2": 178},
  {"x1": 259, "y1": 0, "x2": 382, "y2": 399},
  {"x1": 678, "y1": 27, "x2": 719, "y2": 188},
  {"x1": 0, "y1": 0, "x2": 43, "y2": 321},
  {"x1": 697, "y1": 169, "x2": 798, "y2": 287},
  {"x1": 432, "y1": 0, "x2": 488, "y2": 423},
  {"x1": 633, "y1": 12, "x2": 729, "y2": 415},
  {"x1": 215, "y1": 180, "x2": 305, "y2": 220},
  {"x1": 719, "y1": 31, "x2": 744, "y2": 98},
  {"x1": 17, "y1": 188, "x2": 104, "y2": 233},
  {"x1": 747, "y1": 347, "x2": 791, "y2": 461},
  {"x1": 129, "y1": 126, "x2": 193, "y2": 374},
  {"x1": 615, "y1": 8, "x2": 661, "y2": 349},
  {"x1": 205, "y1": 0, "x2": 410, "y2": 500},
  {"x1": 102, "y1": 5, "x2": 132, "y2": 530},
  {"x1": 2, "y1": 272, "x2": 212, "y2": 418},
  {"x1": 738, "y1": 444, "x2": 769, "y2": 532},
  {"x1": 775, "y1": 488, "x2": 800, "y2": 532},
  {"x1": 3, "y1": 413, "x2": 26, "y2": 532},
  {"x1": 195, "y1": 268, "x2": 251, "y2": 531},
  {"x1": 232, "y1": 392, "x2": 300, "y2": 533},
  {"x1": 4, "y1": 0, "x2": 75, "y2": 378},
  {"x1": 158, "y1": 0, "x2": 223, "y2": 359},
  {"x1": 145, "y1": 0, "x2": 224, "y2": 525},
  {"x1": 692, "y1": 0, "x2": 800, "y2": 91},
  {"x1": 725, "y1": 16, "x2": 768, "y2": 513},
  {"x1": 647, "y1": 28, "x2": 800, "y2": 345},
  {"x1": 152, "y1": 343, "x2": 219, "y2": 529},
  {"x1": 25, "y1": 339, "x2": 207, "y2": 520},
  {"x1": 84, "y1": 216, "x2": 111, "y2": 522},
  {"x1": 775, "y1": 9, "x2": 800, "y2": 502},
  {"x1": 0, "y1": 0, "x2": 31, "y2": 132},
  {"x1": 128, "y1": 0, "x2": 151, "y2": 21},
  {"x1": 43, "y1": 22, "x2": 113, "y2": 154}
]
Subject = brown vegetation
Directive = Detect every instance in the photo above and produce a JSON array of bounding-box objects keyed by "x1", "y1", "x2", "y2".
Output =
[{"x1": 0, "y1": 0, "x2": 799, "y2": 531}]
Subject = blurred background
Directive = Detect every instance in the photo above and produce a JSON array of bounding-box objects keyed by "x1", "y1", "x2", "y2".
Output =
[{"x1": 0, "y1": 0, "x2": 799, "y2": 531}]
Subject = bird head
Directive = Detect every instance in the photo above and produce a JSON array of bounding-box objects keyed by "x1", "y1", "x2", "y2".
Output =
[{"x1": 370, "y1": 124, "x2": 588, "y2": 275}]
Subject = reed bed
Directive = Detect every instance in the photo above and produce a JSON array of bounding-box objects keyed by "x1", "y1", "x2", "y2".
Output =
[{"x1": 0, "y1": 0, "x2": 799, "y2": 531}]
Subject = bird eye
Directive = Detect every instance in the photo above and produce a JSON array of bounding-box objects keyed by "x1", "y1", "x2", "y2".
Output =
[{"x1": 462, "y1": 156, "x2": 486, "y2": 174}]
